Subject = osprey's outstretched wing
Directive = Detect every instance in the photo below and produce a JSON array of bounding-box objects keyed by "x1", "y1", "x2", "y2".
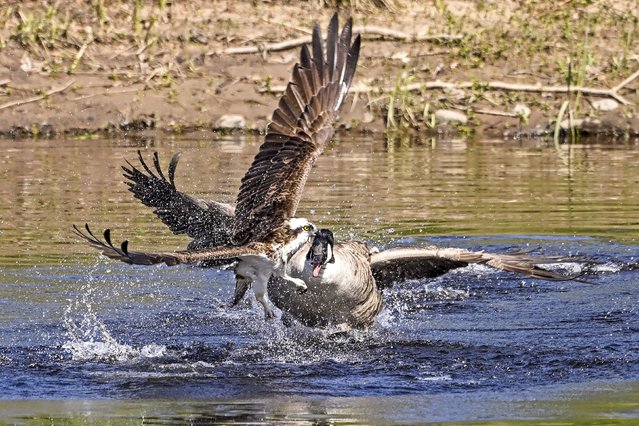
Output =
[
  {"x1": 122, "y1": 151, "x2": 235, "y2": 249},
  {"x1": 370, "y1": 246, "x2": 586, "y2": 289},
  {"x1": 73, "y1": 224, "x2": 270, "y2": 267},
  {"x1": 232, "y1": 14, "x2": 360, "y2": 244}
]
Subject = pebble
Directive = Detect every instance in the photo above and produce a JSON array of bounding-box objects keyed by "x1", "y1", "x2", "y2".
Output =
[
  {"x1": 434, "y1": 109, "x2": 468, "y2": 124},
  {"x1": 591, "y1": 99, "x2": 619, "y2": 112},
  {"x1": 215, "y1": 114, "x2": 246, "y2": 130}
]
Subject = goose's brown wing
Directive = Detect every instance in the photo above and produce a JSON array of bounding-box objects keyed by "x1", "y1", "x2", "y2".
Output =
[
  {"x1": 370, "y1": 246, "x2": 584, "y2": 289},
  {"x1": 73, "y1": 224, "x2": 270, "y2": 267},
  {"x1": 232, "y1": 14, "x2": 360, "y2": 245},
  {"x1": 122, "y1": 151, "x2": 235, "y2": 249}
]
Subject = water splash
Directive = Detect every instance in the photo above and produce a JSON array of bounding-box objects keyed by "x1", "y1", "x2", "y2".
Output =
[{"x1": 62, "y1": 268, "x2": 166, "y2": 363}]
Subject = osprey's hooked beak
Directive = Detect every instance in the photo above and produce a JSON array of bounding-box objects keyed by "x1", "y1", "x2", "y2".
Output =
[{"x1": 306, "y1": 229, "x2": 335, "y2": 278}]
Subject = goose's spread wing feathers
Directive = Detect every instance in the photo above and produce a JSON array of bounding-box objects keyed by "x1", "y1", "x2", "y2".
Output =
[
  {"x1": 73, "y1": 224, "x2": 269, "y2": 267},
  {"x1": 232, "y1": 14, "x2": 360, "y2": 244},
  {"x1": 122, "y1": 151, "x2": 235, "y2": 249},
  {"x1": 370, "y1": 246, "x2": 583, "y2": 289}
]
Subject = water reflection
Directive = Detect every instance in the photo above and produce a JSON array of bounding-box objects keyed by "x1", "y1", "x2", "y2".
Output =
[
  {"x1": 1, "y1": 136, "x2": 639, "y2": 266},
  {"x1": 1, "y1": 380, "x2": 638, "y2": 425}
]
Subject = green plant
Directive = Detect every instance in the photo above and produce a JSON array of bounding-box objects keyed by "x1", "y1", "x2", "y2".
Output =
[
  {"x1": 262, "y1": 75, "x2": 273, "y2": 93},
  {"x1": 94, "y1": 0, "x2": 106, "y2": 28},
  {"x1": 13, "y1": 5, "x2": 69, "y2": 48},
  {"x1": 132, "y1": 0, "x2": 142, "y2": 36},
  {"x1": 385, "y1": 71, "x2": 419, "y2": 132},
  {"x1": 166, "y1": 88, "x2": 178, "y2": 103}
]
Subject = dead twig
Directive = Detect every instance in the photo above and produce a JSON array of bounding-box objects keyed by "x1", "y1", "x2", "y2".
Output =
[
  {"x1": 451, "y1": 104, "x2": 519, "y2": 118},
  {"x1": 260, "y1": 18, "x2": 312, "y2": 35},
  {"x1": 211, "y1": 27, "x2": 462, "y2": 56},
  {"x1": 0, "y1": 80, "x2": 76, "y2": 111},
  {"x1": 353, "y1": 25, "x2": 463, "y2": 42},
  {"x1": 263, "y1": 73, "x2": 637, "y2": 105},
  {"x1": 366, "y1": 50, "x2": 451, "y2": 60},
  {"x1": 612, "y1": 69, "x2": 639, "y2": 93},
  {"x1": 72, "y1": 87, "x2": 141, "y2": 101}
]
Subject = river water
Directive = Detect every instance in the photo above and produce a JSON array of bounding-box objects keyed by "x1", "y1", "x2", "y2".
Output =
[{"x1": 1, "y1": 136, "x2": 638, "y2": 424}]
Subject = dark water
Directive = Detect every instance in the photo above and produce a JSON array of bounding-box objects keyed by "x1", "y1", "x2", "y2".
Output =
[{"x1": 1, "y1": 137, "x2": 638, "y2": 424}]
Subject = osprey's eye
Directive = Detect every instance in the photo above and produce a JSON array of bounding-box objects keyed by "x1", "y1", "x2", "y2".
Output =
[{"x1": 302, "y1": 225, "x2": 312, "y2": 231}]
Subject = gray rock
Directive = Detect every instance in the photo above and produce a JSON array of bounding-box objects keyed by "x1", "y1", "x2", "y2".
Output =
[
  {"x1": 591, "y1": 99, "x2": 619, "y2": 112},
  {"x1": 215, "y1": 114, "x2": 246, "y2": 130},
  {"x1": 434, "y1": 109, "x2": 468, "y2": 124}
]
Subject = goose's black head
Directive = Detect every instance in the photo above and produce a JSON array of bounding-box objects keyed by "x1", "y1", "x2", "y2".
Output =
[{"x1": 306, "y1": 228, "x2": 335, "y2": 277}]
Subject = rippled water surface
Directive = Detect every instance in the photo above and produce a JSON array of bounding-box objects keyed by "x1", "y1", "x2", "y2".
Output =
[{"x1": 1, "y1": 136, "x2": 638, "y2": 424}]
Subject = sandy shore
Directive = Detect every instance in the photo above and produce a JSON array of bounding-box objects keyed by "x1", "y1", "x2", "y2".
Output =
[{"x1": 1, "y1": 1, "x2": 638, "y2": 140}]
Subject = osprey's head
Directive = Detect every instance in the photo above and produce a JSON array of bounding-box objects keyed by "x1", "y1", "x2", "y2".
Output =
[
  {"x1": 287, "y1": 217, "x2": 318, "y2": 236},
  {"x1": 306, "y1": 228, "x2": 335, "y2": 277},
  {"x1": 282, "y1": 218, "x2": 318, "y2": 256}
]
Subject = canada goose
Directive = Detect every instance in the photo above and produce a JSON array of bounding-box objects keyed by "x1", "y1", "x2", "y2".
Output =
[
  {"x1": 75, "y1": 14, "x2": 361, "y2": 318},
  {"x1": 271, "y1": 229, "x2": 580, "y2": 328}
]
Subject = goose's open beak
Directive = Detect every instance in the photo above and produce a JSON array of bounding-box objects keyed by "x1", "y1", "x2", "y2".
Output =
[
  {"x1": 307, "y1": 229, "x2": 335, "y2": 278},
  {"x1": 311, "y1": 256, "x2": 324, "y2": 277},
  {"x1": 308, "y1": 232, "x2": 327, "y2": 277}
]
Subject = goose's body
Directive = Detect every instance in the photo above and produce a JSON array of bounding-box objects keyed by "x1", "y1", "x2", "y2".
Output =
[{"x1": 269, "y1": 240, "x2": 382, "y2": 328}]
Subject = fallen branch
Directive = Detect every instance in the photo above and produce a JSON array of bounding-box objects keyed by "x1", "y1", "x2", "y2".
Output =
[
  {"x1": 354, "y1": 25, "x2": 463, "y2": 42},
  {"x1": 72, "y1": 87, "x2": 141, "y2": 101},
  {"x1": 0, "y1": 80, "x2": 76, "y2": 111},
  {"x1": 452, "y1": 105, "x2": 519, "y2": 118},
  {"x1": 0, "y1": 79, "x2": 10, "y2": 86},
  {"x1": 612, "y1": 69, "x2": 639, "y2": 93},
  {"x1": 211, "y1": 26, "x2": 462, "y2": 56},
  {"x1": 263, "y1": 73, "x2": 637, "y2": 105},
  {"x1": 366, "y1": 49, "x2": 451, "y2": 60}
]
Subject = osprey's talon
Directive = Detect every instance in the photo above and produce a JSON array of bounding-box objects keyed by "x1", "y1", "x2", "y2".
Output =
[
  {"x1": 297, "y1": 286, "x2": 308, "y2": 295},
  {"x1": 285, "y1": 276, "x2": 308, "y2": 292}
]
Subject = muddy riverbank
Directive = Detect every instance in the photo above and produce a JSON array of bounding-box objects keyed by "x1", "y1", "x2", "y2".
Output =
[{"x1": 1, "y1": 1, "x2": 638, "y2": 140}]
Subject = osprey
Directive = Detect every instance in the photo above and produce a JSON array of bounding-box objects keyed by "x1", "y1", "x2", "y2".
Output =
[
  {"x1": 74, "y1": 219, "x2": 316, "y2": 318},
  {"x1": 75, "y1": 14, "x2": 361, "y2": 318},
  {"x1": 75, "y1": 14, "x2": 582, "y2": 327}
]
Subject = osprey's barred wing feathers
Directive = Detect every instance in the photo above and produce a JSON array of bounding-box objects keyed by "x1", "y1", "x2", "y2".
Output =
[
  {"x1": 73, "y1": 224, "x2": 270, "y2": 267},
  {"x1": 122, "y1": 151, "x2": 235, "y2": 249},
  {"x1": 232, "y1": 14, "x2": 360, "y2": 244}
]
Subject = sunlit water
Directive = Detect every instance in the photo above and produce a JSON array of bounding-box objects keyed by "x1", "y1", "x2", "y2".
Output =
[{"x1": 1, "y1": 136, "x2": 638, "y2": 424}]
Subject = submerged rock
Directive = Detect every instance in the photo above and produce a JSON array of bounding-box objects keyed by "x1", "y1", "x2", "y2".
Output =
[
  {"x1": 215, "y1": 114, "x2": 246, "y2": 130},
  {"x1": 558, "y1": 117, "x2": 626, "y2": 136}
]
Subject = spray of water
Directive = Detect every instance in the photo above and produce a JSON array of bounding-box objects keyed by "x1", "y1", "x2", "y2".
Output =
[{"x1": 62, "y1": 264, "x2": 166, "y2": 363}]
